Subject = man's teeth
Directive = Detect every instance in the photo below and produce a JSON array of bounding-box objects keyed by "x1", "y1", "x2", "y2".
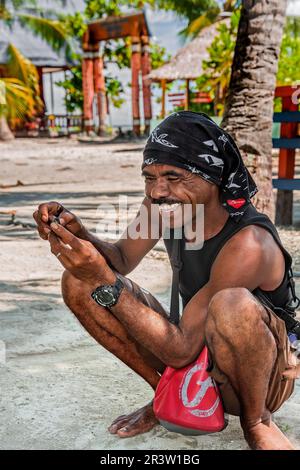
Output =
[{"x1": 159, "y1": 202, "x2": 181, "y2": 212}]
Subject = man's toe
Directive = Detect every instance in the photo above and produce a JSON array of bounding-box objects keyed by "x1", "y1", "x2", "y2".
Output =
[
  {"x1": 116, "y1": 420, "x2": 158, "y2": 438},
  {"x1": 117, "y1": 425, "x2": 138, "y2": 438},
  {"x1": 108, "y1": 415, "x2": 128, "y2": 433}
]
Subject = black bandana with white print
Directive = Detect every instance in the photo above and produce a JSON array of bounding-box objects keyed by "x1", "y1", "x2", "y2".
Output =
[{"x1": 142, "y1": 111, "x2": 258, "y2": 221}]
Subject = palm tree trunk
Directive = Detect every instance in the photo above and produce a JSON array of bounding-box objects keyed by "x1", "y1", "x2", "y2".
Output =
[
  {"x1": 221, "y1": 0, "x2": 287, "y2": 220},
  {"x1": 0, "y1": 115, "x2": 14, "y2": 141}
]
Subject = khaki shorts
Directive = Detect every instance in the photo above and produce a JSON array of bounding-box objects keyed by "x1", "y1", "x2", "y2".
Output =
[{"x1": 120, "y1": 274, "x2": 297, "y2": 416}]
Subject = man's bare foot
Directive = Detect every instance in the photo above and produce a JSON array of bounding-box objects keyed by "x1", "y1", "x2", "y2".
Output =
[
  {"x1": 108, "y1": 402, "x2": 159, "y2": 438},
  {"x1": 243, "y1": 421, "x2": 295, "y2": 450}
]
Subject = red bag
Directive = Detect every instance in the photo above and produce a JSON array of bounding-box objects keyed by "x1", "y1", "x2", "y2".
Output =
[{"x1": 153, "y1": 346, "x2": 226, "y2": 435}]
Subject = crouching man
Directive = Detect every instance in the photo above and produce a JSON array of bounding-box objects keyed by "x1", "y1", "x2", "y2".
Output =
[{"x1": 33, "y1": 112, "x2": 300, "y2": 450}]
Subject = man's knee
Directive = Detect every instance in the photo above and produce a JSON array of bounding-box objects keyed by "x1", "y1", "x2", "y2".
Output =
[
  {"x1": 61, "y1": 270, "x2": 85, "y2": 309},
  {"x1": 205, "y1": 287, "x2": 263, "y2": 337}
]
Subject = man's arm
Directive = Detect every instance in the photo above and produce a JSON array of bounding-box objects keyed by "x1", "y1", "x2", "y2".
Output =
[
  {"x1": 47, "y1": 222, "x2": 273, "y2": 369},
  {"x1": 107, "y1": 227, "x2": 267, "y2": 368},
  {"x1": 34, "y1": 197, "x2": 159, "y2": 276},
  {"x1": 82, "y1": 197, "x2": 160, "y2": 275}
]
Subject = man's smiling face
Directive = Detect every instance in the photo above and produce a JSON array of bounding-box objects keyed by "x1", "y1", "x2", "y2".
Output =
[{"x1": 142, "y1": 164, "x2": 218, "y2": 228}]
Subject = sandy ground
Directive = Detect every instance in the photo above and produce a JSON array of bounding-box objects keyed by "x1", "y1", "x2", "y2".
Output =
[{"x1": 0, "y1": 137, "x2": 300, "y2": 450}]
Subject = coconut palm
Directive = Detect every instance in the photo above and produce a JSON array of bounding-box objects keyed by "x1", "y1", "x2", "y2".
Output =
[{"x1": 222, "y1": 0, "x2": 288, "y2": 220}]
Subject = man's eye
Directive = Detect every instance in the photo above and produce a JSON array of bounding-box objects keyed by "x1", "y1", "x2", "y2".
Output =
[
  {"x1": 167, "y1": 177, "x2": 179, "y2": 181},
  {"x1": 144, "y1": 176, "x2": 155, "y2": 181}
]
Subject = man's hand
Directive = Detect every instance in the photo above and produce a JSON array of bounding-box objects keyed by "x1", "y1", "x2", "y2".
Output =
[
  {"x1": 33, "y1": 201, "x2": 86, "y2": 240},
  {"x1": 48, "y1": 222, "x2": 115, "y2": 286}
]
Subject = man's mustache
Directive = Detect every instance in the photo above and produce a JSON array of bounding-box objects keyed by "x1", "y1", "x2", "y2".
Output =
[{"x1": 150, "y1": 198, "x2": 182, "y2": 205}]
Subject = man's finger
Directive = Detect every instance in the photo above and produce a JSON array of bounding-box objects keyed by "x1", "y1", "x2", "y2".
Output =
[
  {"x1": 48, "y1": 231, "x2": 63, "y2": 252},
  {"x1": 54, "y1": 210, "x2": 73, "y2": 227},
  {"x1": 38, "y1": 202, "x2": 62, "y2": 224},
  {"x1": 33, "y1": 210, "x2": 38, "y2": 223},
  {"x1": 48, "y1": 233, "x2": 72, "y2": 268},
  {"x1": 48, "y1": 232, "x2": 72, "y2": 260},
  {"x1": 38, "y1": 226, "x2": 50, "y2": 240},
  {"x1": 33, "y1": 210, "x2": 51, "y2": 239},
  {"x1": 38, "y1": 203, "x2": 51, "y2": 223},
  {"x1": 50, "y1": 222, "x2": 82, "y2": 250}
]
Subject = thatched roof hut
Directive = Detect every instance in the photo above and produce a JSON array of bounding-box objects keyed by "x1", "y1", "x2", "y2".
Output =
[{"x1": 148, "y1": 19, "x2": 230, "y2": 116}]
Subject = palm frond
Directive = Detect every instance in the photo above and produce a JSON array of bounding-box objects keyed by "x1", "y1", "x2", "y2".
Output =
[
  {"x1": 0, "y1": 4, "x2": 11, "y2": 21},
  {"x1": 6, "y1": 43, "x2": 38, "y2": 85},
  {"x1": 11, "y1": 0, "x2": 37, "y2": 9},
  {"x1": 182, "y1": 7, "x2": 221, "y2": 38},
  {"x1": 0, "y1": 78, "x2": 35, "y2": 121},
  {"x1": 6, "y1": 44, "x2": 43, "y2": 113},
  {"x1": 0, "y1": 0, "x2": 37, "y2": 21},
  {"x1": 223, "y1": 0, "x2": 240, "y2": 11},
  {"x1": 17, "y1": 13, "x2": 68, "y2": 52}
]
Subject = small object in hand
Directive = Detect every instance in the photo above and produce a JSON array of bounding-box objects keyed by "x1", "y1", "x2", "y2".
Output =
[
  {"x1": 48, "y1": 215, "x2": 61, "y2": 226},
  {"x1": 52, "y1": 216, "x2": 61, "y2": 225}
]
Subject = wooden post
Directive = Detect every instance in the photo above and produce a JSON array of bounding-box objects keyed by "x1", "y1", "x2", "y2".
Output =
[
  {"x1": 275, "y1": 88, "x2": 298, "y2": 225},
  {"x1": 131, "y1": 37, "x2": 141, "y2": 136},
  {"x1": 161, "y1": 79, "x2": 166, "y2": 119},
  {"x1": 82, "y1": 29, "x2": 95, "y2": 134},
  {"x1": 82, "y1": 51, "x2": 95, "y2": 134},
  {"x1": 50, "y1": 72, "x2": 54, "y2": 114},
  {"x1": 185, "y1": 79, "x2": 190, "y2": 110},
  {"x1": 93, "y1": 44, "x2": 107, "y2": 136},
  {"x1": 37, "y1": 67, "x2": 45, "y2": 110},
  {"x1": 141, "y1": 35, "x2": 152, "y2": 136}
]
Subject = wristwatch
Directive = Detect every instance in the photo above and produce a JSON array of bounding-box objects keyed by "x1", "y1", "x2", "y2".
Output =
[{"x1": 91, "y1": 275, "x2": 124, "y2": 308}]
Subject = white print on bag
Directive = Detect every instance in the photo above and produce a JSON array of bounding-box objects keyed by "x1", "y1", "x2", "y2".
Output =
[
  {"x1": 203, "y1": 140, "x2": 219, "y2": 153},
  {"x1": 197, "y1": 154, "x2": 224, "y2": 168},
  {"x1": 150, "y1": 128, "x2": 179, "y2": 148},
  {"x1": 180, "y1": 363, "x2": 220, "y2": 418}
]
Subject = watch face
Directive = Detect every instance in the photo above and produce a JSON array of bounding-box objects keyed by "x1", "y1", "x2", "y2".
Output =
[
  {"x1": 96, "y1": 287, "x2": 115, "y2": 305},
  {"x1": 92, "y1": 279, "x2": 124, "y2": 308}
]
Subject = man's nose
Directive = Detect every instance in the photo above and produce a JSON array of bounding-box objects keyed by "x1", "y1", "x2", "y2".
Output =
[{"x1": 150, "y1": 179, "x2": 171, "y2": 200}]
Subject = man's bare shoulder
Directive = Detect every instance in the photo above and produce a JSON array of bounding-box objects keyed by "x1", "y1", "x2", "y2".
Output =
[
  {"x1": 224, "y1": 224, "x2": 278, "y2": 256},
  {"x1": 211, "y1": 224, "x2": 285, "y2": 291},
  {"x1": 212, "y1": 225, "x2": 265, "y2": 278}
]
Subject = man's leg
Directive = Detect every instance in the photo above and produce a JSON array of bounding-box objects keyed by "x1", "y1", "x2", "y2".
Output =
[
  {"x1": 61, "y1": 270, "x2": 167, "y2": 438},
  {"x1": 205, "y1": 287, "x2": 295, "y2": 450}
]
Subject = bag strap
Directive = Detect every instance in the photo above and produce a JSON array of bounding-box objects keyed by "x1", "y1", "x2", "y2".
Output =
[
  {"x1": 254, "y1": 287, "x2": 300, "y2": 339},
  {"x1": 169, "y1": 237, "x2": 182, "y2": 325},
  {"x1": 287, "y1": 267, "x2": 300, "y2": 310}
]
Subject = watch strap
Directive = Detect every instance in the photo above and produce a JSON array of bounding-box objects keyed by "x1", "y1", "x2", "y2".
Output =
[{"x1": 114, "y1": 275, "x2": 124, "y2": 298}]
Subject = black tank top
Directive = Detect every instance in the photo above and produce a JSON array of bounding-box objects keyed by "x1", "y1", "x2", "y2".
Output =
[{"x1": 163, "y1": 204, "x2": 294, "y2": 310}]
